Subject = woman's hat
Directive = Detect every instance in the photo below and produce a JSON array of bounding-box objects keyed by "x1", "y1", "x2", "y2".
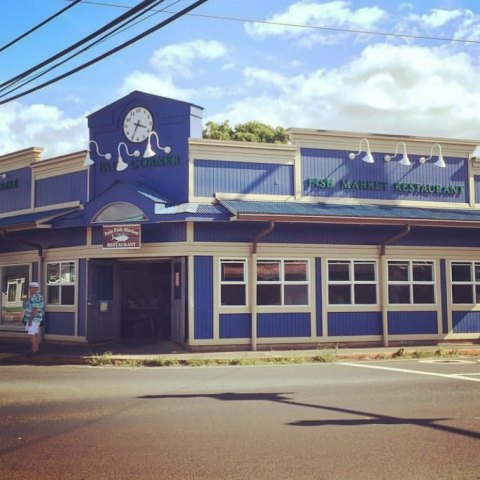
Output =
[{"x1": 29, "y1": 282, "x2": 40, "y2": 288}]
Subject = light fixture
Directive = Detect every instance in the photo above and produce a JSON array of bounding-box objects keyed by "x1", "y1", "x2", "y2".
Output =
[
  {"x1": 143, "y1": 131, "x2": 171, "y2": 158},
  {"x1": 470, "y1": 145, "x2": 480, "y2": 160},
  {"x1": 84, "y1": 140, "x2": 111, "y2": 167},
  {"x1": 348, "y1": 138, "x2": 375, "y2": 164},
  {"x1": 419, "y1": 143, "x2": 446, "y2": 168},
  {"x1": 0, "y1": 173, "x2": 7, "y2": 180},
  {"x1": 384, "y1": 141, "x2": 411, "y2": 166},
  {"x1": 116, "y1": 142, "x2": 140, "y2": 171}
]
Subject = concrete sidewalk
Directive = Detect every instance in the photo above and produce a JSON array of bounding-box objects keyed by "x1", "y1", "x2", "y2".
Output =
[{"x1": 1, "y1": 337, "x2": 479, "y2": 366}]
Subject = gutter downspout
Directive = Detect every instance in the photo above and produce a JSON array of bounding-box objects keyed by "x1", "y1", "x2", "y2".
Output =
[
  {"x1": 251, "y1": 221, "x2": 275, "y2": 351},
  {"x1": 379, "y1": 224, "x2": 411, "y2": 347}
]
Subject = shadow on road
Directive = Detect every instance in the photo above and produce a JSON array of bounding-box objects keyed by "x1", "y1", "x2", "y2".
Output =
[{"x1": 138, "y1": 391, "x2": 480, "y2": 440}]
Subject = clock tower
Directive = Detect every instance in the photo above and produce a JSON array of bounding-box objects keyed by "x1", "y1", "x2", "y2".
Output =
[{"x1": 86, "y1": 91, "x2": 203, "y2": 203}]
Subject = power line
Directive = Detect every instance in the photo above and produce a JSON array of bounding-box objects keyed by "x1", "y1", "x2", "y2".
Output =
[
  {"x1": 0, "y1": 0, "x2": 83, "y2": 53},
  {"x1": 0, "y1": 0, "x2": 177, "y2": 98},
  {"x1": 65, "y1": 1, "x2": 480, "y2": 46},
  {"x1": 0, "y1": 0, "x2": 162, "y2": 92},
  {"x1": 0, "y1": 0, "x2": 209, "y2": 105}
]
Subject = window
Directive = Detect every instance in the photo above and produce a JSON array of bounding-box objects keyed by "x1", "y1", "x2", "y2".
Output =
[
  {"x1": 257, "y1": 259, "x2": 308, "y2": 306},
  {"x1": 93, "y1": 203, "x2": 146, "y2": 222},
  {"x1": 327, "y1": 260, "x2": 377, "y2": 305},
  {"x1": 220, "y1": 260, "x2": 246, "y2": 306},
  {"x1": 451, "y1": 262, "x2": 480, "y2": 304},
  {"x1": 1, "y1": 265, "x2": 29, "y2": 327},
  {"x1": 388, "y1": 260, "x2": 435, "y2": 304},
  {"x1": 46, "y1": 262, "x2": 75, "y2": 305}
]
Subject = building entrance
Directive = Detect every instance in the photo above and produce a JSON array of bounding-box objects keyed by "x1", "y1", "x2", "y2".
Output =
[{"x1": 120, "y1": 261, "x2": 171, "y2": 339}]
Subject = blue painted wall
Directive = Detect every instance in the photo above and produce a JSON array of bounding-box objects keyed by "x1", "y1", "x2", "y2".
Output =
[
  {"x1": 315, "y1": 258, "x2": 323, "y2": 336},
  {"x1": 194, "y1": 256, "x2": 213, "y2": 339},
  {"x1": 220, "y1": 313, "x2": 251, "y2": 338},
  {"x1": 328, "y1": 312, "x2": 382, "y2": 336},
  {"x1": 257, "y1": 312, "x2": 311, "y2": 337},
  {"x1": 452, "y1": 311, "x2": 480, "y2": 333},
  {"x1": 78, "y1": 259, "x2": 87, "y2": 337},
  {"x1": 87, "y1": 92, "x2": 202, "y2": 203},
  {"x1": 0, "y1": 167, "x2": 31, "y2": 214},
  {"x1": 45, "y1": 311, "x2": 75, "y2": 336},
  {"x1": 388, "y1": 311, "x2": 438, "y2": 335},
  {"x1": 302, "y1": 148, "x2": 467, "y2": 203},
  {"x1": 194, "y1": 160, "x2": 293, "y2": 197},
  {"x1": 35, "y1": 171, "x2": 88, "y2": 207}
]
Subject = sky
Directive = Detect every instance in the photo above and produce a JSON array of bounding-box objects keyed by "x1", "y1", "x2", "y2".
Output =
[{"x1": 1, "y1": 0, "x2": 480, "y2": 159}]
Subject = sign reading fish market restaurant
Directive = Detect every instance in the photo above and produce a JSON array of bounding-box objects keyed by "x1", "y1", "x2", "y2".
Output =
[{"x1": 103, "y1": 225, "x2": 141, "y2": 249}]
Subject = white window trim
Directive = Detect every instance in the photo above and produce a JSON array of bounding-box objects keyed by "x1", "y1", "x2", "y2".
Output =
[
  {"x1": 450, "y1": 260, "x2": 479, "y2": 306},
  {"x1": 219, "y1": 258, "x2": 248, "y2": 308},
  {"x1": 45, "y1": 260, "x2": 76, "y2": 306},
  {"x1": 327, "y1": 259, "x2": 378, "y2": 306}
]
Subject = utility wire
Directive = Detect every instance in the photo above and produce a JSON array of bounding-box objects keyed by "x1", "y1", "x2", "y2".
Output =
[
  {"x1": 65, "y1": 0, "x2": 480, "y2": 46},
  {"x1": 0, "y1": 0, "x2": 83, "y2": 53},
  {"x1": 0, "y1": 0, "x2": 174, "y2": 98},
  {"x1": 0, "y1": 0, "x2": 209, "y2": 105},
  {"x1": 0, "y1": 0, "x2": 161, "y2": 91}
]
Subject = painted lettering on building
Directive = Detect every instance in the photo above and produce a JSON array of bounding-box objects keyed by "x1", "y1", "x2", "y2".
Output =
[
  {"x1": 98, "y1": 154, "x2": 180, "y2": 173},
  {"x1": 103, "y1": 224, "x2": 141, "y2": 249},
  {"x1": 0, "y1": 179, "x2": 19, "y2": 191},
  {"x1": 306, "y1": 177, "x2": 465, "y2": 196}
]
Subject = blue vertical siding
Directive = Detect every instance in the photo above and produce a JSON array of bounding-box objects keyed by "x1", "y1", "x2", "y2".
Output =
[
  {"x1": 78, "y1": 259, "x2": 87, "y2": 337},
  {"x1": 475, "y1": 175, "x2": 480, "y2": 204},
  {"x1": 32, "y1": 262, "x2": 39, "y2": 283},
  {"x1": 302, "y1": 148, "x2": 467, "y2": 204},
  {"x1": 194, "y1": 159, "x2": 294, "y2": 197},
  {"x1": 219, "y1": 313, "x2": 251, "y2": 338},
  {"x1": 388, "y1": 311, "x2": 438, "y2": 335},
  {"x1": 328, "y1": 312, "x2": 382, "y2": 336},
  {"x1": 440, "y1": 260, "x2": 448, "y2": 334},
  {"x1": 315, "y1": 258, "x2": 323, "y2": 336},
  {"x1": 194, "y1": 256, "x2": 214, "y2": 339},
  {"x1": 257, "y1": 313, "x2": 311, "y2": 337},
  {"x1": 45, "y1": 312, "x2": 75, "y2": 336},
  {"x1": 452, "y1": 311, "x2": 480, "y2": 333},
  {"x1": 35, "y1": 171, "x2": 88, "y2": 207},
  {"x1": 0, "y1": 168, "x2": 31, "y2": 214}
]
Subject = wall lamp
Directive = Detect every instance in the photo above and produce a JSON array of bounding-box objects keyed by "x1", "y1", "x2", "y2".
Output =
[
  {"x1": 470, "y1": 145, "x2": 480, "y2": 161},
  {"x1": 384, "y1": 141, "x2": 411, "y2": 166},
  {"x1": 419, "y1": 143, "x2": 446, "y2": 168},
  {"x1": 84, "y1": 140, "x2": 111, "y2": 167},
  {"x1": 348, "y1": 138, "x2": 375, "y2": 164},
  {"x1": 116, "y1": 142, "x2": 140, "y2": 172},
  {"x1": 0, "y1": 173, "x2": 7, "y2": 180},
  {"x1": 143, "y1": 131, "x2": 171, "y2": 158}
]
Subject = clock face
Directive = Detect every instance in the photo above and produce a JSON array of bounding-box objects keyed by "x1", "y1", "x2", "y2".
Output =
[{"x1": 123, "y1": 107, "x2": 153, "y2": 143}]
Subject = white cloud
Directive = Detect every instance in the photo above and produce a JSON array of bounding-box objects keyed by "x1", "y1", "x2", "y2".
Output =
[
  {"x1": 412, "y1": 8, "x2": 463, "y2": 29},
  {"x1": 245, "y1": 1, "x2": 387, "y2": 44},
  {"x1": 207, "y1": 43, "x2": 480, "y2": 140},
  {"x1": 0, "y1": 102, "x2": 86, "y2": 159}
]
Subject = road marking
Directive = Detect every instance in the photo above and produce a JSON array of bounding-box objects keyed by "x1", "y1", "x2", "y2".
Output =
[{"x1": 340, "y1": 362, "x2": 480, "y2": 383}]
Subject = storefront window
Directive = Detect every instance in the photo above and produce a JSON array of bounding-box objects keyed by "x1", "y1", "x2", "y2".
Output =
[
  {"x1": 257, "y1": 259, "x2": 308, "y2": 306},
  {"x1": 46, "y1": 261, "x2": 76, "y2": 305},
  {"x1": 388, "y1": 260, "x2": 435, "y2": 304},
  {"x1": 328, "y1": 260, "x2": 377, "y2": 305},
  {"x1": 1, "y1": 265, "x2": 29, "y2": 327},
  {"x1": 451, "y1": 262, "x2": 480, "y2": 304},
  {"x1": 220, "y1": 260, "x2": 246, "y2": 306}
]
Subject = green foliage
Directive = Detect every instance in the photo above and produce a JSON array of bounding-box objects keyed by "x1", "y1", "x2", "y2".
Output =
[{"x1": 203, "y1": 120, "x2": 288, "y2": 144}]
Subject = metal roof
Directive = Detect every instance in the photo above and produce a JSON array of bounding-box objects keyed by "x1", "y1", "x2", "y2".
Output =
[
  {"x1": 0, "y1": 207, "x2": 80, "y2": 232},
  {"x1": 218, "y1": 199, "x2": 480, "y2": 227}
]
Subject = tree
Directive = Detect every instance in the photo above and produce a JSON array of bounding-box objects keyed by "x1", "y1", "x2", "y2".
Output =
[{"x1": 203, "y1": 120, "x2": 288, "y2": 144}]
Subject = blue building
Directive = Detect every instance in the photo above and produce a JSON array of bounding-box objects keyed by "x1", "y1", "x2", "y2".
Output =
[{"x1": 1, "y1": 91, "x2": 480, "y2": 349}]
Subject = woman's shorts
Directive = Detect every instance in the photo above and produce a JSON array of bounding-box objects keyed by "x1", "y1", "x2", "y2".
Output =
[{"x1": 25, "y1": 322, "x2": 40, "y2": 335}]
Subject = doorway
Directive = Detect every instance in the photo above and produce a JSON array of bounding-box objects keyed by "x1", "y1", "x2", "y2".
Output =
[{"x1": 120, "y1": 261, "x2": 172, "y2": 339}]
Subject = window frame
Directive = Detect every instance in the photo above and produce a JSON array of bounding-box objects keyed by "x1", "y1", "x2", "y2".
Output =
[
  {"x1": 45, "y1": 260, "x2": 76, "y2": 306},
  {"x1": 450, "y1": 261, "x2": 480, "y2": 305},
  {"x1": 256, "y1": 258, "x2": 310, "y2": 307},
  {"x1": 327, "y1": 259, "x2": 378, "y2": 306},
  {"x1": 219, "y1": 258, "x2": 248, "y2": 307},
  {"x1": 387, "y1": 259, "x2": 436, "y2": 305}
]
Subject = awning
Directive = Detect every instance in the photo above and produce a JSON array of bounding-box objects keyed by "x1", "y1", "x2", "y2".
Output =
[
  {"x1": 218, "y1": 199, "x2": 480, "y2": 228},
  {"x1": 0, "y1": 207, "x2": 80, "y2": 232}
]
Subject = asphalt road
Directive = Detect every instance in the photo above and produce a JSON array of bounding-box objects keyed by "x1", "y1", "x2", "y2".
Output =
[{"x1": 0, "y1": 360, "x2": 479, "y2": 480}]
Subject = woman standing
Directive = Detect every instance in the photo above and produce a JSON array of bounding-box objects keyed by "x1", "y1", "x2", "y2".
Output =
[{"x1": 23, "y1": 281, "x2": 45, "y2": 355}]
